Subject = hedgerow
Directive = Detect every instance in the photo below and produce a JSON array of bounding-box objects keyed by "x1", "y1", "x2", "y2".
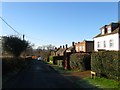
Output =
[
  {"x1": 91, "y1": 51, "x2": 120, "y2": 81},
  {"x1": 70, "y1": 53, "x2": 91, "y2": 71}
]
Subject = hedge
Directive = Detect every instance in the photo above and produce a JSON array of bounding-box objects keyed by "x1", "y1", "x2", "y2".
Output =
[
  {"x1": 70, "y1": 53, "x2": 91, "y2": 71},
  {"x1": 2, "y1": 57, "x2": 32, "y2": 75},
  {"x1": 91, "y1": 51, "x2": 120, "y2": 81},
  {"x1": 49, "y1": 56, "x2": 53, "y2": 61}
]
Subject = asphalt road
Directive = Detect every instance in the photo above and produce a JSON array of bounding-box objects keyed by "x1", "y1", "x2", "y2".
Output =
[{"x1": 2, "y1": 60, "x2": 79, "y2": 89}]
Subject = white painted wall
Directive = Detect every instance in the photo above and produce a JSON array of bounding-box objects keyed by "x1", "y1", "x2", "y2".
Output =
[{"x1": 94, "y1": 33, "x2": 119, "y2": 51}]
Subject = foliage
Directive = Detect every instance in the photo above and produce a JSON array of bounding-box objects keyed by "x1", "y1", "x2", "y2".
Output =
[
  {"x1": 38, "y1": 50, "x2": 50, "y2": 61},
  {"x1": 2, "y1": 57, "x2": 32, "y2": 75},
  {"x1": 70, "y1": 53, "x2": 91, "y2": 71},
  {"x1": 83, "y1": 77, "x2": 120, "y2": 88},
  {"x1": 37, "y1": 44, "x2": 55, "y2": 50},
  {"x1": 50, "y1": 64, "x2": 80, "y2": 74},
  {"x1": 2, "y1": 35, "x2": 29, "y2": 57},
  {"x1": 91, "y1": 51, "x2": 120, "y2": 81},
  {"x1": 49, "y1": 56, "x2": 53, "y2": 61}
]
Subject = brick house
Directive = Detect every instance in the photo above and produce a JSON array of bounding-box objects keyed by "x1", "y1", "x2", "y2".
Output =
[
  {"x1": 75, "y1": 40, "x2": 94, "y2": 52},
  {"x1": 93, "y1": 22, "x2": 120, "y2": 51},
  {"x1": 56, "y1": 45, "x2": 67, "y2": 56}
]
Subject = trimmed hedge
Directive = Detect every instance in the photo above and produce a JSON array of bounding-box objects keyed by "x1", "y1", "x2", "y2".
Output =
[
  {"x1": 70, "y1": 53, "x2": 91, "y2": 71},
  {"x1": 91, "y1": 51, "x2": 120, "y2": 81}
]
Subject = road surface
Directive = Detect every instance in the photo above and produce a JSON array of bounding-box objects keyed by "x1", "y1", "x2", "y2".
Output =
[{"x1": 2, "y1": 60, "x2": 79, "y2": 89}]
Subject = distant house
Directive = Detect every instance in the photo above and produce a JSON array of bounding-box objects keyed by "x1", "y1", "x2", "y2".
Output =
[
  {"x1": 66, "y1": 42, "x2": 76, "y2": 53},
  {"x1": 93, "y1": 22, "x2": 120, "y2": 51},
  {"x1": 50, "y1": 48, "x2": 58, "y2": 56},
  {"x1": 75, "y1": 40, "x2": 94, "y2": 52},
  {"x1": 56, "y1": 45, "x2": 67, "y2": 56}
]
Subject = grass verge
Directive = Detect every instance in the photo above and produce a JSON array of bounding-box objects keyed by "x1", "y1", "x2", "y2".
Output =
[
  {"x1": 48, "y1": 63, "x2": 120, "y2": 89},
  {"x1": 83, "y1": 77, "x2": 120, "y2": 89}
]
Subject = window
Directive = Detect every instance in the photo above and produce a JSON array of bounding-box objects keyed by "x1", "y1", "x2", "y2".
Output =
[
  {"x1": 103, "y1": 41, "x2": 106, "y2": 48},
  {"x1": 101, "y1": 28, "x2": 105, "y2": 35},
  {"x1": 76, "y1": 47, "x2": 78, "y2": 51},
  {"x1": 97, "y1": 42, "x2": 100, "y2": 48},
  {"x1": 109, "y1": 39, "x2": 113, "y2": 47},
  {"x1": 80, "y1": 46, "x2": 84, "y2": 51},
  {"x1": 107, "y1": 27, "x2": 111, "y2": 33}
]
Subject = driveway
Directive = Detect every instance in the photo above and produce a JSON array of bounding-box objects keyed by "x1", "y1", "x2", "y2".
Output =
[{"x1": 2, "y1": 60, "x2": 79, "y2": 89}]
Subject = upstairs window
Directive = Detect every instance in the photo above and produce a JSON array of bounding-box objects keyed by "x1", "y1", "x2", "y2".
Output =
[
  {"x1": 103, "y1": 41, "x2": 106, "y2": 48},
  {"x1": 109, "y1": 39, "x2": 113, "y2": 47},
  {"x1": 101, "y1": 28, "x2": 105, "y2": 35},
  {"x1": 80, "y1": 46, "x2": 84, "y2": 51},
  {"x1": 97, "y1": 42, "x2": 100, "y2": 48},
  {"x1": 107, "y1": 27, "x2": 111, "y2": 33}
]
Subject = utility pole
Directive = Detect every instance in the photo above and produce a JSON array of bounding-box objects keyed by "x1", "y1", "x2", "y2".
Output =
[
  {"x1": 23, "y1": 34, "x2": 26, "y2": 58},
  {"x1": 23, "y1": 34, "x2": 25, "y2": 41}
]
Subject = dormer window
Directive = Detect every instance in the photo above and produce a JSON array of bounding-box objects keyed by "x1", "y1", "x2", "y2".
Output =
[
  {"x1": 107, "y1": 26, "x2": 111, "y2": 33},
  {"x1": 101, "y1": 28, "x2": 105, "y2": 35}
]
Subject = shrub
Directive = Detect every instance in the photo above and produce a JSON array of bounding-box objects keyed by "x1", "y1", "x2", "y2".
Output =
[
  {"x1": 91, "y1": 51, "x2": 120, "y2": 81},
  {"x1": 2, "y1": 35, "x2": 29, "y2": 57},
  {"x1": 2, "y1": 57, "x2": 32, "y2": 75},
  {"x1": 70, "y1": 53, "x2": 91, "y2": 71},
  {"x1": 49, "y1": 56, "x2": 53, "y2": 61}
]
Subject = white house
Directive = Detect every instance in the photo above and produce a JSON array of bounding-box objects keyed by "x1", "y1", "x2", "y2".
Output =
[{"x1": 93, "y1": 22, "x2": 120, "y2": 51}]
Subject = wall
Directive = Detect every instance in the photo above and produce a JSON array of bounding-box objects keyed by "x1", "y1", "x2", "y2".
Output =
[
  {"x1": 94, "y1": 33, "x2": 119, "y2": 51},
  {"x1": 86, "y1": 42, "x2": 94, "y2": 52}
]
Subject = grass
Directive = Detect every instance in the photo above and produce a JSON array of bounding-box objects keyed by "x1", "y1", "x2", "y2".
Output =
[
  {"x1": 49, "y1": 64, "x2": 80, "y2": 74},
  {"x1": 48, "y1": 62, "x2": 120, "y2": 89},
  {"x1": 83, "y1": 77, "x2": 120, "y2": 89}
]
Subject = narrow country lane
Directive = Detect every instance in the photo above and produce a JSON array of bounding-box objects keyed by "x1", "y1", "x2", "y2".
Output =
[{"x1": 2, "y1": 60, "x2": 79, "y2": 89}]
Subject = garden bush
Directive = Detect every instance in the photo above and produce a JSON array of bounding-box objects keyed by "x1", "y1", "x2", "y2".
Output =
[
  {"x1": 49, "y1": 56, "x2": 53, "y2": 62},
  {"x1": 91, "y1": 51, "x2": 120, "y2": 81},
  {"x1": 2, "y1": 57, "x2": 32, "y2": 75},
  {"x1": 70, "y1": 53, "x2": 91, "y2": 71}
]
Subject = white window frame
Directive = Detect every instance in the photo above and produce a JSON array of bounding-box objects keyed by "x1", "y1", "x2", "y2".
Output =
[
  {"x1": 97, "y1": 41, "x2": 100, "y2": 48},
  {"x1": 107, "y1": 27, "x2": 111, "y2": 33},
  {"x1": 101, "y1": 28, "x2": 105, "y2": 35},
  {"x1": 109, "y1": 39, "x2": 113, "y2": 48},
  {"x1": 103, "y1": 41, "x2": 106, "y2": 48}
]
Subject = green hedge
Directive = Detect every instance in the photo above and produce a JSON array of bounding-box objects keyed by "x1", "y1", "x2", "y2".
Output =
[
  {"x1": 91, "y1": 51, "x2": 120, "y2": 81},
  {"x1": 49, "y1": 56, "x2": 53, "y2": 61},
  {"x1": 2, "y1": 57, "x2": 32, "y2": 75},
  {"x1": 70, "y1": 53, "x2": 91, "y2": 71}
]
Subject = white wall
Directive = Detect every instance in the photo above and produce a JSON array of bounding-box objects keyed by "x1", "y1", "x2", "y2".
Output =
[{"x1": 94, "y1": 33, "x2": 119, "y2": 51}]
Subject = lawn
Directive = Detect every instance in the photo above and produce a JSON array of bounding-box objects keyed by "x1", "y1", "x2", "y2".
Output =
[{"x1": 83, "y1": 77, "x2": 120, "y2": 89}]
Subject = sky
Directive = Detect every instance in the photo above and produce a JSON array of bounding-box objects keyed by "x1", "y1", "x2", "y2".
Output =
[{"x1": 1, "y1": 2, "x2": 118, "y2": 49}]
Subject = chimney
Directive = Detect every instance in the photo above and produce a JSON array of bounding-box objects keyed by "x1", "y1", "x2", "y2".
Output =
[
  {"x1": 63, "y1": 45, "x2": 65, "y2": 49},
  {"x1": 65, "y1": 44, "x2": 68, "y2": 48},
  {"x1": 60, "y1": 46, "x2": 62, "y2": 48},
  {"x1": 72, "y1": 42, "x2": 75, "y2": 46}
]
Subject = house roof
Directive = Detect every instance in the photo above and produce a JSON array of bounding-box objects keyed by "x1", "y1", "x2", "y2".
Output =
[
  {"x1": 94, "y1": 26, "x2": 119, "y2": 38},
  {"x1": 66, "y1": 46, "x2": 76, "y2": 53},
  {"x1": 56, "y1": 48, "x2": 66, "y2": 55}
]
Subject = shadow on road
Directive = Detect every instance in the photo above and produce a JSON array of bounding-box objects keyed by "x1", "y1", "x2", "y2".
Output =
[{"x1": 2, "y1": 60, "x2": 103, "y2": 89}]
